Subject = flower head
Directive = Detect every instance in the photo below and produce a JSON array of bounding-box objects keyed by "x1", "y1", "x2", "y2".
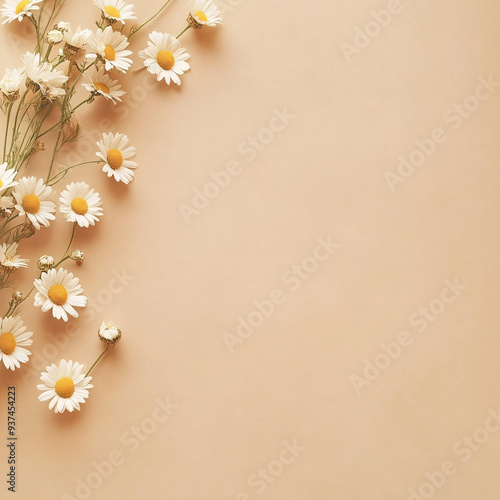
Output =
[
  {"x1": 59, "y1": 182, "x2": 103, "y2": 228},
  {"x1": 187, "y1": 0, "x2": 222, "y2": 28},
  {"x1": 37, "y1": 255, "x2": 55, "y2": 272},
  {"x1": 22, "y1": 52, "x2": 68, "y2": 95},
  {"x1": 139, "y1": 32, "x2": 190, "y2": 85},
  {"x1": 37, "y1": 360, "x2": 93, "y2": 413},
  {"x1": 0, "y1": 196, "x2": 14, "y2": 214},
  {"x1": 94, "y1": 0, "x2": 136, "y2": 25},
  {"x1": 1, "y1": 0, "x2": 42, "y2": 24},
  {"x1": 82, "y1": 68, "x2": 125, "y2": 104},
  {"x1": 47, "y1": 29, "x2": 64, "y2": 44},
  {"x1": 0, "y1": 162, "x2": 17, "y2": 192},
  {"x1": 63, "y1": 26, "x2": 92, "y2": 59},
  {"x1": 0, "y1": 242, "x2": 28, "y2": 270},
  {"x1": 96, "y1": 132, "x2": 137, "y2": 184},
  {"x1": 70, "y1": 250, "x2": 85, "y2": 264},
  {"x1": 87, "y1": 26, "x2": 132, "y2": 73},
  {"x1": 0, "y1": 316, "x2": 32, "y2": 370},
  {"x1": 0, "y1": 68, "x2": 24, "y2": 101},
  {"x1": 98, "y1": 321, "x2": 122, "y2": 345}
]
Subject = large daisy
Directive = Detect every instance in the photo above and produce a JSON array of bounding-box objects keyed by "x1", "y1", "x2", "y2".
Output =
[
  {"x1": 0, "y1": 316, "x2": 32, "y2": 370},
  {"x1": 94, "y1": 0, "x2": 136, "y2": 25},
  {"x1": 0, "y1": 242, "x2": 28, "y2": 269},
  {"x1": 34, "y1": 268, "x2": 87, "y2": 321},
  {"x1": 37, "y1": 360, "x2": 93, "y2": 413},
  {"x1": 13, "y1": 177, "x2": 56, "y2": 230},
  {"x1": 82, "y1": 68, "x2": 125, "y2": 104},
  {"x1": 187, "y1": 0, "x2": 222, "y2": 28},
  {"x1": 0, "y1": 67, "x2": 24, "y2": 101},
  {"x1": 0, "y1": 162, "x2": 17, "y2": 192},
  {"x1": 1, "y1": 0, "x2": 42, "y2": 24},
  {"x1": 139, "y1": 32, "x2": 190, "y2": 85},
  {"x1": 22, "y1": 52, "x2": 68, "y2": 94},
  {"x1": 96, "y1": 132, "x2": 137, "y2": 184},
  {"x1": 59, "y1": 182, "x2": 103, "y2": 227},
  {"x1": 87, "y1": 26, "x2": 132, "y2": 73}
]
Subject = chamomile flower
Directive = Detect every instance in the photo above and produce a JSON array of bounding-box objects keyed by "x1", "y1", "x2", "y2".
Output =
[
  {"x1": 96, "y1": 132, "x2": 137, "y2": 184},
  {"x1": 98, "y1": 321, "x2": 122, "y2": 344},
  {"x1": 0, "y1": 162, "x2": 17, "y2": 192},
  {"x1": 0, "y1": 242, "x2": 28, "y2": 269},
  {"x1": 47, "y1": 29, "x2": 64, "y2": 44},
  {"x1": 59, "y1": 182, "x2": 103, "y2": 228},
  {"x1": 63, "y1": 25, "x2": 92, "y2": 59},
  {"x1": 0, "y1": 316, "x2": 32, "y2": 371},
  {"x1": 22, "y1": 52, "x2": 68, "y2": 94},
  {"x1": 0, "y1": 196, "x2": 14, "y2": 214},
  {"x1": 0, "y1": 68, "x2": 24, "y2": 101},
  {"x1": 82, "y1": 68, "x2": 125, "y2": 104},
  {"x1": 34, "y1": 268, "x2": 87, "y2": 321},
  {"x1": 13, "y1": 176, "x2": 56, "y2": 230},
  {"x1": 139, "y1": 32, "x2": 190, "y2": 85},
  {"x1": 37, "y1": 360, "x2": 93, "y2": 413},
  {"x1": 187, "y1": 0, "x2": 222, "y2": 28},
  {"x1": 87, "y1": 26, "x2": 132, "y2": 73},
  {"x1": 94, "y1": 0, "x2": 136, "y2": 25},
  {"x1": 1, "y1": 0, "x2": 42, "y2": 24}
]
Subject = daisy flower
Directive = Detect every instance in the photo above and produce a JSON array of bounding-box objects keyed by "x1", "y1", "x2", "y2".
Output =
[
  {"x1": 98, "y1": 321, "x2": 122, "y2": 344},
  {"x1": 0, "y1": 242, "x2": 28, "y2": 269},
  {"x1": 37, "y1": 360, "x2": 93, "y2": 413},
  {"x1": 139, "y1": 32, "x2": 190, "y2": 85},
  {"x1": 0, "y1": 67, "x2": 24, "y2": 101},
  {"x1": 13, "y1": 177, "x2": 56, "y2": 230},
  {"x1": 47, "y1": 29, "x2": 64, "y2": 44},
  {"x1": 0, "y1": 196, "x2": 14, "y2": 214},
  {"x1": 0, "y1": 316, "x2": 32, "y2": 370},
  {"x1": 0, "y1": 162, "x2": 17, "y2": 192},
  {"x1": 187, "y1": 0, "x2": 222, "y2": 28},
  {"x1": 94, "y1": 0, "x2": 136, "y2": 25},
  {"x1": 59, "y1": 182, "x2": 103, "y2": 228},
  {"x1": 34, "y1": 268, "x2": 87, "y2": 321},
  {"x1": 96, "y1": 132, "x2": 137, "y2": 184},
  {"x1": 82, "y1": 68, "x2": 125, "y2": 104},
  {"x1": 87, "y1": 26, "x2": 132, "y2": 73},
  {"x1": 63, "y1": 26, "x2": 92, "y2": 59},
  {"x1": 1, "y1": 0, "x2": 42, "y2": 24},
  {"x1": 22, "y1": 52, "x2": 68, "y2": 94}
]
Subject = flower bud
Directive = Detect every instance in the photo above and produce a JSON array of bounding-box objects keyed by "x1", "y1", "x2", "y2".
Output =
[
  {"x1": 98, "y1": 321, "x2": 122, "y2": 345},
  {"x1": 12, "y1": 291, "x2": 23, "y2": 303},
  {"x1": 37, "y1": 255, "x2": 55, "y2": 271},
  {"x1": 70, "y1": 250, "x2": 84, "y2": 264}
]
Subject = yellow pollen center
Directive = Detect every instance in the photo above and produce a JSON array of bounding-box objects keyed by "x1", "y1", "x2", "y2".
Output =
[
  {"x1": 157, "y1": 50, "x2": 175, "y2": 71},
  {"x1": 104, "y1": 45, "x2": 115, "y2": 61},
  {"x1": 0, "y1": 333, "x2": 16, "y2": 355},
  {"x1": 55, "y1": 377, "x2": 75, "y2": 398},
  {"x1": 104, "y1": 5, "x2": 121, "y2": 18},
  {"x1": 195, "y1": 10, "x2": 207, "y2": 22},
  {"x1": 107, "y1": 149, "x2": 123, "y2": 169},
  {"x1": 71, "y1": 197, "x2": 88, "y2": 215},
  {"x1": 22, "y1": 194, "x2": 40, "y2": 214},
  {"x1": 94, "y1": 82, "x2": 110, "y2": 94},
  {"x1": 0, "y1": 180, "x2": 3, "y2": 188},
  {"x1": 48, "y1": 285, "x2": 68, "y2": 306},
  {"x1": 16, "y1": 0, "x2": 30, "y2": 15}
]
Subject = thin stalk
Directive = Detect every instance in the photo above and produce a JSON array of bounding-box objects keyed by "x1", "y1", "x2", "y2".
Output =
[
  {"x1": 86, "y1": 345, "x2": 110, "y2": 377},
  {"x1": 128, "y1": 0, "x2": 174, "y2": 38}
]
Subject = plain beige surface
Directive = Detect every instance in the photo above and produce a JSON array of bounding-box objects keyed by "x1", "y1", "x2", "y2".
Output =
[{"x1": 1, "y1": 0, "x2": 500, "y2": 499}]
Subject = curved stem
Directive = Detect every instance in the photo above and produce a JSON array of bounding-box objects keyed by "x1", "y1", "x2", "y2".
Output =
[
  {"x1": 3, "y1": 103, "x2": 12, "y2": 162},
  {"x1": 128, "y1": 0, "x2": 174, "y2": 38},
  {"x1": 177, "y1": 25, "x2": 190, "y2": 38},
  {"x1": 86, "y1": 344, "x2": 110, "y2": 377}
]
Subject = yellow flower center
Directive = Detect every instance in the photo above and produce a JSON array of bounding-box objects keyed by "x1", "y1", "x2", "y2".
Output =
[
  {"x1": 104, "y1": 45, "x2": 115, "y2": 61},
  {"x1": 16, "y1": 0, "x2": 30, "y2": 15},
  {"x1": 94, "y1": 82, "x2": 110, "y2": 94},
  {"x1": 157, "y1": 50, "x2": 175, "y2": 71},
  {"x1": 0, "y1": 333, "x2": 16, "y2": 355},
  {"x1": 48, "y1": 285, "x2": 68, "y2": 306},
  {"x1": 107, "y1": 148, "x2": 123, "y2": 170},
  {"x1": 22, "y1": 194, "x2": 40, "y2": 214},
  {"x1": 104, "y1": 5, "x2": 120, "y2": 18},
  {"x1": 195, "y1": 10, "x2": 207, "y2": 22},
  {"x1": 71, "y1": 197, "x2": 88, "y2": 215},
  {"x1": 0, "y1": 180, "x2": 4, "y2": 188},
  {"x1": 55, "y1": 377, "x2": 75, "y2": 398}
]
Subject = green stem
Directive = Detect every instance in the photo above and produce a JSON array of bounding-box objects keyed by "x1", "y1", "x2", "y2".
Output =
[
  {"x1": 86, "y1": 345, "x2": 110, "y2": 377},
  {"x1": 128, "y1": 0, "x2": 174, "y2": 38},
  {"x1": 3, "y1": 103, "x2": 12, "y2": 162},
  {"x1": 61, "y1": 222, "x2": 77, "y2": 259},
  {"x1": 47, "y1": 160, "x2": 100, "y2": 186},
  {"x1": 177, "y1": 25, "x2": 190, "y2": 38}
]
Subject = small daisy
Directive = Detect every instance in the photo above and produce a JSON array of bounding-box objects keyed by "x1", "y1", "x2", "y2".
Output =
[
  {"x1": 96, "y1": 132, "x2": 137, "y2": 184},
  {"x1": 94, "y1": 0, "x2": 136, "y2": 25},
  {"x1": 47, "y1": 29, "x2": 64, "y2": 44},
  {"x1": 37, "y1": 360, "x2": 93, "y2": 413},
  {"x1": 187, "y1": 0, "x2": 222, "y2": 28},
  {"x1": 0, "y1": 162, "x2": 17, "y2": 192},
  {"x1": 82, "y1": 68, "x2": 125, "y2": 104},
  {"x1": 63, "y1": 25, "x2": 92, "y2": 59},
  {"x1": 139, "y1": 32, "x2": 190, "y2": 85},
  {"x1": 59, "y1": 182, "x2": 103, "y2": 228},
  {"x1": 1, "y1": 0, "x2": 42, "y2": 24},
  {"x1": 22, "y1": 52, "x2": 68, "y2": 94},
  {"x1": 0, "y1": 316, "x2": 32, "y2": 370},
  {"x1": 87, "y1": 26, "x2": 132, "y2": 73},
  {"x1": 13, "y1": 176, "x2": 56, "y2": 230},
  {"x1": 0, "y1": 242, "x2": 28, "y2": 269},
  {"x1": 98, "y1": 321, "x2": 122, "y2": 344},
  {"x1": 0, "y1": 196, "x2": 14, "y2": 214},
  {"x1": 34, "y1": 268, "x2": 87, "y2": 321},
  {"x1": 0, "y1": 68, "x2": 24, "y2": 101}
]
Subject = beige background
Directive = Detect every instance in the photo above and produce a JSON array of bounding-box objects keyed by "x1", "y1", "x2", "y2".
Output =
[{"x1": 1, "y1": 0, "x2": 500, "y2": 498}]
